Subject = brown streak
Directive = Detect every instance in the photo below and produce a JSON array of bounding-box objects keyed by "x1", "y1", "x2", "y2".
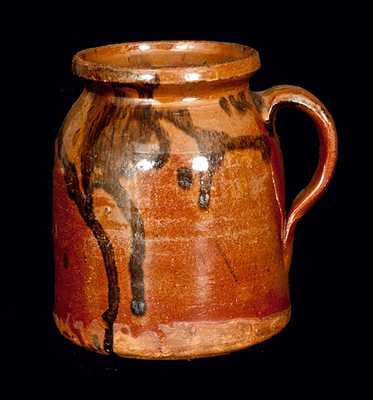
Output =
[
  {"x1": 214, "y1": 241, "x2": 238, "y2": 282},
  {"x1": 58, "y1": 99, "x2": 270, "y2": 353},
  {"x1": 219, "y1": 97, "x2": 231, "y2": 116},
  {"x1": 228, "y1": 91, "x2": 251, "y2": 114}
]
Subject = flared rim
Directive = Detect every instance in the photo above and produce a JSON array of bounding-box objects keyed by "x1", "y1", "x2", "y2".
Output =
[{"x1": 72, "y1": 41, "x2": 261, "y2": 85}]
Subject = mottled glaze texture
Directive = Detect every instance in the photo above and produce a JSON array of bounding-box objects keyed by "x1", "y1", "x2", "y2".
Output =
[{"x1": 53, "y1": 41, "x2": 337, "y2": 359}]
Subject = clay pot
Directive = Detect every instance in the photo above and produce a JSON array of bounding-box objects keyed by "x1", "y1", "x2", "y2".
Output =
[{"x1": 53, "y1": 41, "x2": 338, "y2": 359}]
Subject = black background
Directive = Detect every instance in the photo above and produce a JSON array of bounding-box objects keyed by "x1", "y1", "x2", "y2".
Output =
[{"x1": 3, "y1": 4, "x2": 365, "y2": 383}]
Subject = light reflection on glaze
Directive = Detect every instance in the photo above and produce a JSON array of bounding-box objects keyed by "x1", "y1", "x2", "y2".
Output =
[
  {"x1": 182, "y1": 97, "x2": 198, "y2": 103},
  {"x1": 58, "y1": 94, "x2": 271, "y2": 354},
  {"x1": 136, "y1": 159, "x2": 155, "y2": 171},
  {"x1": 175, "y1": 43, "x2": 193, "y2": 51},
  {"x1": 138, "y1": 44, "x2": 151, "y2": 51},
  {"x1": 139, "y1": 73, "x2": 156, "y2": 82},
  {"x1": 184, "y1": 72, "x2": 201, "y2": 82},
  {"x1": 192, "y1": 156, "x2": 209, "y2": 172}
]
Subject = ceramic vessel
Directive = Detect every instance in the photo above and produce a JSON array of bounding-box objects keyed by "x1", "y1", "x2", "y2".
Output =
[{"x1": 53, "y1": 41, "x2": 337, "y2": 359}]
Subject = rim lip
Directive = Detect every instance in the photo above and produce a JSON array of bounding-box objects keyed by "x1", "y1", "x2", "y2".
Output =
[{"x1": 72, "y1": 41, "x2": 261, "y2": 85}]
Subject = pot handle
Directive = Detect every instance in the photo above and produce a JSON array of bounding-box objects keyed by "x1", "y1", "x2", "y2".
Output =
[{"x1": 253, "y1": 85, "x2": 338, "y2": 271}]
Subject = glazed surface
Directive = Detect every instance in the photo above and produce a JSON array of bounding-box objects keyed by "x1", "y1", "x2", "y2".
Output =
[
  {"x1": 53, "y1": 80, "x2": 289, "y2": 356},
  {"x1": 54, "y1": 308, "x2": 290, "y2": 359}
]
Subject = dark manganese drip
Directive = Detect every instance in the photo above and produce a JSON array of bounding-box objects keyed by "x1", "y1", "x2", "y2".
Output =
[
  {"x1": 60, "y1": 154, "x2": 120, "y2": 353},
  {"x1": 57, "y1": 89, "x2": 270, "y2": 353},
  {"x1": 219, "y1": 97, "x2": 231, "y2": 116},
  {"x1": 228, "y1": 91, "x2": 252, "y2": 113},
  {"x1": 158, "y1": 108, "x2": 270, "y2": 208},
  {"x1": 177, "y1": 167, "x2": 193, "y2": 189},
  {"x1": 101, "y1": 179, "x2": 146, "y2": 315},
  {"x1": 219, "y1": 91, "x2": 252, "y2": 116},
  {"x1": 58, "y1": 96, "x2": 170, "y2": 353}
]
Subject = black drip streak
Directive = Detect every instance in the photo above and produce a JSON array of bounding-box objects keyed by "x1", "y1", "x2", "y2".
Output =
[
  {"x1": 58, "y1": 95, "x2": 167, "y2": 353},
  {"x1": 60, "y1": 152, "x2": 120, "y2": 353},
  {"x1": 219, "y1": 91, "x2": 252, "y2": 116},
  {"x1": 157, "y1": 108, "x2": 270, "y2": 209},
  {"x1": 228, "y1": 91, "x2": 251, "y2": 113},
  {"x1": 177, "y1": 167, "x2": 193, "y2": 189},
  {"x1": 100, "y1": 179, "x2": 146, "y2": 316},
  {"x1": 57, "y1": 84, "x2": 269, "y2": 353},
  {"x1": 219, "y1": 97, "x2": 231, "y2": 116}
]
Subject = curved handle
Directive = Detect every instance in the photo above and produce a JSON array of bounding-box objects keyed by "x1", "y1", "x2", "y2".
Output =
[{"x1": 253, "y1": 85, "x2": 338, "y2": 271}]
